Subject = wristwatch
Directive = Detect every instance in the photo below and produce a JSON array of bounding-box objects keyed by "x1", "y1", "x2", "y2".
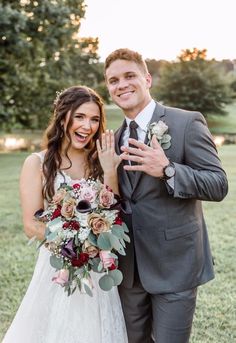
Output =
[{"x1": 162, "y1": 162, "x2": 175, "y2": 180}]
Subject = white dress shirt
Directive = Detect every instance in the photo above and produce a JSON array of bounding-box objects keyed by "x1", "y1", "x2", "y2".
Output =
[
  {"x1": 121, "y1": 100, "x2": 156, "y2": 146},
  {"x1": 121, "y1": 99, "x2": 174, "y2": 189}
]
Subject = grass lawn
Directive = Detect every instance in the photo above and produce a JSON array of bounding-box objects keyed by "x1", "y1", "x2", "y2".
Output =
[
  {"x1": 0, "y1": 146, "x2": 235, "y2": 342},
  {"x1": 206, "y1": 102, "x2": 236, "y2": 134}
]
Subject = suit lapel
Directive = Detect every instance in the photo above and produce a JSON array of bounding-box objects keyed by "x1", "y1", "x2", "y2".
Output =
[{"x1": 132, "y1": 102, "x2": 166, "y2": 191}]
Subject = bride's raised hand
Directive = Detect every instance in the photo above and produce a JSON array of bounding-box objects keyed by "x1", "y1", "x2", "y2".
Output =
[{"x1": 96, "y1": 129, "x2": 121, "y2": 175}]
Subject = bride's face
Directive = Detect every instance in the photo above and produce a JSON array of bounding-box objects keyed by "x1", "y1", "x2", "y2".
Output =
[{"x1": 63, "y1": 101, "x2": 101, "y2": 151}]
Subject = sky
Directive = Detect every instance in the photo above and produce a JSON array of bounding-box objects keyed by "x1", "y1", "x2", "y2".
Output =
[{"x1": 80, "y1": 0, "x2": 236, "y2": 62}]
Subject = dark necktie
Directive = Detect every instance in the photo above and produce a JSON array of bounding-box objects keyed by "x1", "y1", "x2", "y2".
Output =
[
  {"x1": 127, "y1": 121, "x2": 138, "y2": 187},
  {"x1": 129, "y1": 121, "x2": 138, "y2": 165}
]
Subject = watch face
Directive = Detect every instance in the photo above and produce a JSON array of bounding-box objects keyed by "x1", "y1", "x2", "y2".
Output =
[{"x1": 165, "y1": 165, "x2": 175, "y2": 178}]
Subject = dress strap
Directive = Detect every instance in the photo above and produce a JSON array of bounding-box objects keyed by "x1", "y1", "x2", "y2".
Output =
[{"x1": 32, "y1": 151, "x2": 45, "y2": 169}]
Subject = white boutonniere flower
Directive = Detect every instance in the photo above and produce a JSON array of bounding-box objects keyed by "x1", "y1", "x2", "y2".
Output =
[{"x1": 147, "y1": 120, "x2": 171, "y2": 149}]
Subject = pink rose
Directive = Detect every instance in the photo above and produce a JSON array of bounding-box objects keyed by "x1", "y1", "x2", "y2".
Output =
[
  {"x1": 99, "y1": 250, "x2": 115, "y2": 269},
  {"x1": 80, "y1": 186, "x2": 97, "y2": 203},
  {"x1": 52, "y1": 188, "x2": 67, "y2": 205},
  {"x1": 88, "y1": 213, "x2": 110, "y2": 235},
  {"x1": 83, "y1": 240, "x2": 99, "y2": 258},
  {"x1": 99, "y1": 187, "x2": 114, "y2": 208},
  {"x1": 61, "y1": 197, "x2": 76, "y2": 219},
  {"x1": 52, "y1": 269, "x2": 69, "y2": 286}
]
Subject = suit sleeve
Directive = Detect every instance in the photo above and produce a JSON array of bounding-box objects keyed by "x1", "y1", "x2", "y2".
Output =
[{"x1": 171, "y1": 112, "x2": 228, "y2": 201}]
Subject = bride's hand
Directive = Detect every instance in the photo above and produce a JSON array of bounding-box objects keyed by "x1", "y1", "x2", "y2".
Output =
[{"x1": 96, "y1": 129, "x2": 121, "y2": 174}]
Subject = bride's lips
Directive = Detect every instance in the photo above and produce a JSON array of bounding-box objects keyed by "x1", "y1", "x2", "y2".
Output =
[{"x1": 74, "y1": 132, "x2": 90, "y2": 142}]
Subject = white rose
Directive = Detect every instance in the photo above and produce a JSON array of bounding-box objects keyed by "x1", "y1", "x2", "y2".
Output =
[{"x1": 152, "y1": 121, "x2": 168, "y2": 139}]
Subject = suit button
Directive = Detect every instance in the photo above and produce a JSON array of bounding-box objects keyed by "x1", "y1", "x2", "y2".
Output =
[{"x1": 131, "y1": 199, "x2": 137, "y2": 204}]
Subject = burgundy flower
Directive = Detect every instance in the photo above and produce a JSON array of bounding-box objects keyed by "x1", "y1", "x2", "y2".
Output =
[
  {"x1": 51, "y1": 205, "x2": 61, "y2": 220},
  {"x1": 109, "y1": 263, "x2": 117, "y2": 271},
  {"x1": 114, "y1": 216, "x2": 122, "y2": 225},
  {"x1": 73, "y1": 183, "x2": 80, "y2": 189},
  {"x1": 62, "y1": 222, "x2": 70, "y2": 229},
  {"x1": 71, "y1": 253, "x2": 89, "y2": 267},
  {"x1": 62, "y1": 221, "x2": 80, "y2": 230}
]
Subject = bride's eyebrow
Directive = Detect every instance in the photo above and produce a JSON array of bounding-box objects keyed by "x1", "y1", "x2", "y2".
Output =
[{"x1": 74, "y1": 112, "x2": 100, "y2": 120}]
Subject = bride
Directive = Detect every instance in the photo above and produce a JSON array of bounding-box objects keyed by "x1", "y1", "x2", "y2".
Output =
[{"x1": 3, "y1": 86, "x2": 128, "y2": 343}]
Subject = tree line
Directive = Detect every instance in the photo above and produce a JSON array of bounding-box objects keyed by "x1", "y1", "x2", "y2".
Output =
[{"x1": 1, "y1": 1, "x2": 235, "y2": 131}]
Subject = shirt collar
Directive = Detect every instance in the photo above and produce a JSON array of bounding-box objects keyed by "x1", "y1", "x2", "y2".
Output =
[{"x1": 125, "y1": 99, "x2": 156, "y2": 132}]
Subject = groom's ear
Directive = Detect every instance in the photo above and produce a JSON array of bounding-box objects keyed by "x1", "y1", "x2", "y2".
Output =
[{"x1": 145, "y1": 73, "x2": 152, "y2": 89}]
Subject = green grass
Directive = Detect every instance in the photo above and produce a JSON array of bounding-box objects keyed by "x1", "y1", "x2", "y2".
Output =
[
  {"x1": 207, "y1": 102, "x2": 236, "y2": 134},
  {"x1": 0, "y1": 148, "x2": 235, "y2": 341}
]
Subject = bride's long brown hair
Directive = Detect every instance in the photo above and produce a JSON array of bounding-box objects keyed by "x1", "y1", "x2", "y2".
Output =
[{"x1": 42, "y1": 86, "x2": 106, "y2": 200}]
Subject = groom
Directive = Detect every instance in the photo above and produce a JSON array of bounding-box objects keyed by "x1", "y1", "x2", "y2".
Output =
[{"x1": 104, "y1": 48, "x2": 228, "y2": 343}]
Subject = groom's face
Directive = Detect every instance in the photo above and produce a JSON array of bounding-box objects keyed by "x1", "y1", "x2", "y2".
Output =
[{"x1": 105, "y1": 59, "x2": 152, "y2": 118}]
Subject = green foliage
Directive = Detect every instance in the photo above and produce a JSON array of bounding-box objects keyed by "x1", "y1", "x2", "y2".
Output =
[
  {"x1": 0, "y1": 0, "x2": 101, "y2": 130},
  {"x1": 153, "y1": 48, "x2": 234, "y2": 116}
]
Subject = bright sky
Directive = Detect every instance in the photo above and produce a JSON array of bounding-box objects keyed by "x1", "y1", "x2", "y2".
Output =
[{"x1": 80, "y1": 0, "x2": 236, "y2": 62}]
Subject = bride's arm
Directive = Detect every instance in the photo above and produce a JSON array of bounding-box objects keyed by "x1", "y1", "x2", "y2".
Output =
[
  {"x1": 97, "y1": 130, "x2": 121, "y2": 195},
  {"x1": 19, "y1": 154, "x2": 46, "y2": 240}
]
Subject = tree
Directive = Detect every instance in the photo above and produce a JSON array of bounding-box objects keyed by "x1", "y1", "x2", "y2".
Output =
[
  {"x1": 0, "y1": 0, "x2": 100, "y2": 130},
  {"x1": 154, "y1": 48, "x2": 233, "y2": 116}
]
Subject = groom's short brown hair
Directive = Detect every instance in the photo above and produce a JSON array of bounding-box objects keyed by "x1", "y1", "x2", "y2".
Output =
[{"x1": 104, "y1": 48, "x2": 149, "y2": 75}]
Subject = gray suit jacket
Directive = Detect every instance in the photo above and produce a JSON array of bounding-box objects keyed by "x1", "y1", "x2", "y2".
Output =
[{"x1": 116, "y1": 102, "x2": 228, "y2": 294}]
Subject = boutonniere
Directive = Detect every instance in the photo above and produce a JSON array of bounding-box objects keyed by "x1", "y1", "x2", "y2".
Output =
[{"x1": 147, "y1": 120, "x2": 171, "y2": 149}]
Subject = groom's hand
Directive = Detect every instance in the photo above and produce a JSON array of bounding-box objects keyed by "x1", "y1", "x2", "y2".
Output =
[{"x1": 120, "y1": 135, "x2": 169, "y2": 178}]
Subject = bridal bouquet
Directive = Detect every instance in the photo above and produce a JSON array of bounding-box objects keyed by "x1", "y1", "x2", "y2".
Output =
[{"x1": 34, "y1": 179, "x2": 129, "y2": 296}]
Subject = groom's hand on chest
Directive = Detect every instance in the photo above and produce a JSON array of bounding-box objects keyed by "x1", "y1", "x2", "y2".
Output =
[{"x1": 120, "y1": 136, "x2": 169, "y2": 178}]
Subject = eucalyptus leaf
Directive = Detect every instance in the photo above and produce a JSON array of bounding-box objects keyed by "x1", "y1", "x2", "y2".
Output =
[
  {"x1": 45, "y1": 227, "x2": 50, "y2": 237},
  {"x1": 109, "y1": 234, "x2": 122, "y2": 251},
  {"x1": 46, "y1": 230, "x2": 59, "y2": 242},
  {"x1": 161, "y1": 134, "x2": 171, "y2": 144},
  {"x1": 74, "y1": 234, "x2": 79, "y2": 246},
  {"x1": 108, "y1": 269, "x2": 123, "y2": 286},
  {"x1": 99, "y1": 274, "x2": 114, "y2": 291},
  {"x1": 74, "y1": 267, "x2": 84, "y2": 276},
  {"x1": 97, "y1": 261, "x2": 104, "y2": 272},
  {"x1": 123, "y1": 233, "x2": 130, "y2": 243},
  {"x1": 70, "y1": 286, "x2": 77, "y2": 295},
  {"x1": 122, "y1": 222, "x2": 129, "y2": 233},
  {"x1": 97, "y1": 232, "x2": 112, "y2": 250},
  {"x1": 111, "y1": 226, "x2": 124, "y2": 239},
  {"x1": 161, "y1": 141, "x2": 171, "y2": 150},
  {"x1": 120, "y1": 239, "x2": 126, "y2": 248},
  {"x1": 27, "y1": 236, "x2": 37, "y2": 246},
  {"x1": 50, "y1": 255, "x2": 64, "y2": 270},
  {"x1": 88, "y1": 232, "x2": 98, "y2": 247},
  {"x1": 48, "y1": 217, "x2": 62, "y2": 232},
  {"x1": 83, "y1": 283, "x2": 93, "y2": 297},
  {"x1": 117, "y1": 246, "x2": 126, "y2": 256},
  {"x1": 90, "y1": 258, "x2": 103, "y2": 273}
]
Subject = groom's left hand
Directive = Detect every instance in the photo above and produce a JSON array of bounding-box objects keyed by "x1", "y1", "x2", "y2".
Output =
[{"x1": 120, "y1": 135, "x2": 169, "y2": 178}]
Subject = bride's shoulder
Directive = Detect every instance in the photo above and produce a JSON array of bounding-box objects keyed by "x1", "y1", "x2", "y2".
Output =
[{"x1": 22, "y1": 150, "x2": 47, "y2": 170}]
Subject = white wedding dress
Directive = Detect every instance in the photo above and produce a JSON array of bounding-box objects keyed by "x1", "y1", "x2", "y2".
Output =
[{"x1": 3, "y1": 152, "x2": 128, "y2": 343}]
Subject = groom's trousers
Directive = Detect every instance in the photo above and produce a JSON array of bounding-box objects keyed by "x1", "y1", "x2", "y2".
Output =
[{"x1": 118, "y1": 274, "x2": 197, "y2": 343}]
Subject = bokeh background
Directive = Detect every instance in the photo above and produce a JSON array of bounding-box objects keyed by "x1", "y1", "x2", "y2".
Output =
[{"x1": 0, "y1": 1, "x2": 235, "y2": 342}]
